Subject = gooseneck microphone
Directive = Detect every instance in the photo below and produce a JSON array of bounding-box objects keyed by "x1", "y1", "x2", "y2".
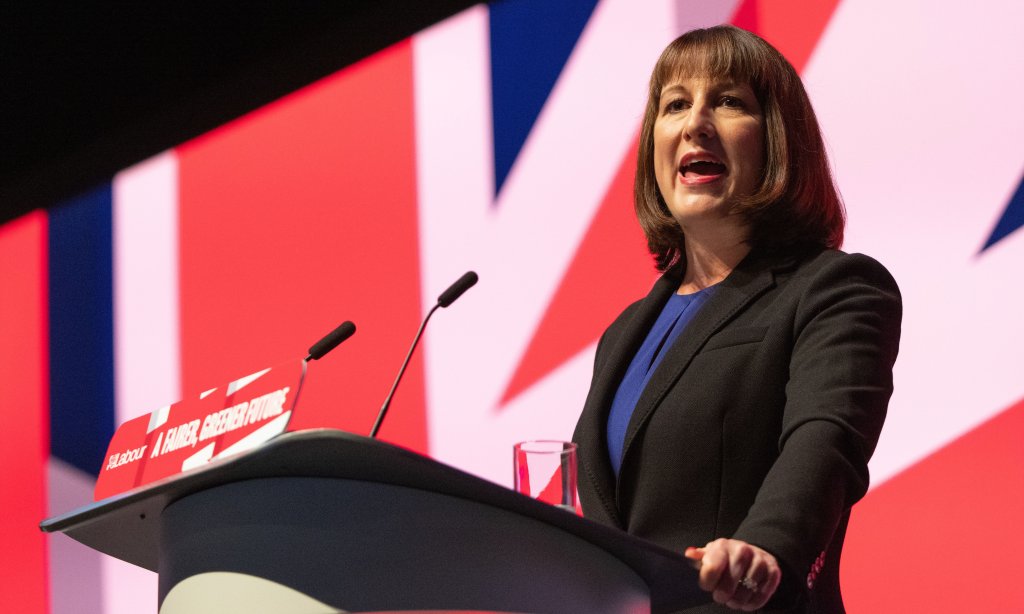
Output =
[
  {"x1": 437, "y1": 270, "x2": 479, "y2": 307},
  {"x1": 369, "y1": 271, "x2": 478, "y2": 438},
  {"x1": 305, "y1": 321, "x2": 357, "y2": 361}
]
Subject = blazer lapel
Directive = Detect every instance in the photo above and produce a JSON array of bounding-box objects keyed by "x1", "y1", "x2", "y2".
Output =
[
  {"x1": 616, "y1": 249, "x2": 789, "y2": 498},
  {"x1": 576, "y1": 268, "x2": 682, "y2": 526}
]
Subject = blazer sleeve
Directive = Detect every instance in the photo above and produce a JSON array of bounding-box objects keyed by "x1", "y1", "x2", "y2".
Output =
[{"x1": 731, "y1": 252, "x2": 902, "y2": 600}]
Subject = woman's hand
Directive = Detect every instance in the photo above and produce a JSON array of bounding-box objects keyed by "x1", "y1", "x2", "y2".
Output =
[{"x1": 685, "y1": 538, "x2": 782, "y2": 611}]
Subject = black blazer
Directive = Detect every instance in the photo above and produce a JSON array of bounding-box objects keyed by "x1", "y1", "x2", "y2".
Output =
[{"x1": 573, "y1": 247, "x2": 901, "y2": 613}]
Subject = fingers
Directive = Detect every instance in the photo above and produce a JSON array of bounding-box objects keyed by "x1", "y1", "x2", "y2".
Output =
[
  {"x1": 699, "y1": 538, "x2": 747, "y2": 597},
  {"x1": 684, "y1": 546, "x2": 704, "y2": 569},
  {"x1": 689, "y1": 538, "x2": 782, "y2": 611}
]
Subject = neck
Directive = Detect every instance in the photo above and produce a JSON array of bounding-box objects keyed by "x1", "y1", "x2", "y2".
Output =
[{"x1": 678, "y1": 227, "x2": 751, "y2": 294}]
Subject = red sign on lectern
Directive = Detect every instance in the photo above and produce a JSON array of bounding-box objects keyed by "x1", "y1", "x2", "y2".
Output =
[{"x1": 94, "y1": 359, "x2": 307, "y2": 501}]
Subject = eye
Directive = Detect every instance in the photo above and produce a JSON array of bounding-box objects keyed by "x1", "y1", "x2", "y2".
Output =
[
  {"x1": 663, "y1": 98, "x2": 689, "y2": 113},
  {"x1": 719, "y1": 95, "x2": 745, "y2": 109}
]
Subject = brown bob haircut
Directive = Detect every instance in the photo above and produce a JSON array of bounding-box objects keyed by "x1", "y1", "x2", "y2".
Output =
[{"x1": 636, "y1": 25, "x2": 845, "y2": 271}]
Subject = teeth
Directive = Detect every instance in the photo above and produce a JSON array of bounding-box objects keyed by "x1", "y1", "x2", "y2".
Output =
[
  {"x1": 680, "y1": 156, "x2": 720, "y2": 169},
  {"x1": 680, "y1": 158, "x2": 721, "y2": 170}
]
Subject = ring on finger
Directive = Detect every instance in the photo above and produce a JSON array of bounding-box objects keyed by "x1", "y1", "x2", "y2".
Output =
[{"x1": 739, "y1": 577, "x2": 759, "y2": 592}]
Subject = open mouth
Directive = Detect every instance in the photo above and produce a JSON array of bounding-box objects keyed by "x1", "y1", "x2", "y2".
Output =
[
  {"x1": 679, "y1": 160, "x2": 726, "y2": 180},
  {"x1": 677, "y1": 151, "x2": 727, "y2": 185}
]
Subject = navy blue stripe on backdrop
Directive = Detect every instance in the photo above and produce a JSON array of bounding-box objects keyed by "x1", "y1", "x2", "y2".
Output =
[
  {"x1": 489, "y1": 0, "x2": 598, "y2": 197},
  {"x1": 48, "y1": 185, "x2": 116, "y2": 477},
  {"x1": 981, "y1": 172, "x2": 1024, "y2": 252}
]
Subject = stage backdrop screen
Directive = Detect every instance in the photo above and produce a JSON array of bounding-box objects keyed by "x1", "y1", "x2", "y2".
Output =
[{"x1": 2, "y1": 1, "x2": 1023, "y2": 612}]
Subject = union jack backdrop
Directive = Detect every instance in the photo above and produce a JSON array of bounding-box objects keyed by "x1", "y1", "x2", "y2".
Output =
[{"x1": 2, "y1": 1, "x2": 1023, "y2": 612}]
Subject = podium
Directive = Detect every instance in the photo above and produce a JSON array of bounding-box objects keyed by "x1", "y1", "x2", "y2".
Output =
[{"x1": 41, "y1": 429, "x2": 707, "y2": 613}]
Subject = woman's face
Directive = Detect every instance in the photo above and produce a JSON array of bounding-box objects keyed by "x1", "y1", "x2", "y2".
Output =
[{"x1": 653, "y1": 76, "x2": 764, "y2": 234}]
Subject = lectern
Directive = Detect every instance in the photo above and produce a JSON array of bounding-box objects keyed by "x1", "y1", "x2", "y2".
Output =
[{"x1": 41, "y1": 429, "x2": 707, "y2": 613}]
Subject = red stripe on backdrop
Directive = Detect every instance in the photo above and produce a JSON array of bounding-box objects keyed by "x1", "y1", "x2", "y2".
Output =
[
  {"x1": 842, "y1": 397, "x2": 1024, "y2": 612},
  {"x1": 0, "y1": 211, "x2": 50, "y2": 613},
  {"x1": 730, "y1": 0, "x2": 842, "y2": 72},
  {"x1": 177, "y1": 41, "x2": 427, "y2": 452}
]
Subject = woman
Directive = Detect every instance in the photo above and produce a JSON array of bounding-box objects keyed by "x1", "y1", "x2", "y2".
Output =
[{"x1": 572, "y1": 25, "x2": 901, "y2": 613}]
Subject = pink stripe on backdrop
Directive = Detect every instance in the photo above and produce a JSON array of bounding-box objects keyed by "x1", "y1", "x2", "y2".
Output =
[
  {"x1": 802, "y1": 0, "x2": 1024, "y2": 487},
  {"x1": 47, "y1": 459, "x2": 103, "y2": 614},
  {"x1": 0, "y1": 210, "x2": 50, "y2": 613},
  {"x1": 113, "y1": 152, "x2": 182, "y2": 424},
  {"x1": 105, "y1": 152, "x2": 180, "y2": 614},
  {"x1": 675, "y1": 0, "x2": 742, "y2": 35},
  {"x1": 415, "y1": 0, "x2": 684, "y2": 485}
]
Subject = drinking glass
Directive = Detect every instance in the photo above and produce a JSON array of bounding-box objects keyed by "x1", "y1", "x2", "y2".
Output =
[{"x1": 513, "y1": 440, "x2": 578, "y2": 512}]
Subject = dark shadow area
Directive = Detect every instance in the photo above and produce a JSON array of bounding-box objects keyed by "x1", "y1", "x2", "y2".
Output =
[{"x1": 0, "y1": 2, "x2": 481, "y2": 224}]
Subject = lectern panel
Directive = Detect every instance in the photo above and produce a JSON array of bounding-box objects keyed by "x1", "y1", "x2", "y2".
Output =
[{"x1": 159, "y1": 477, "x2": 649, "y2": 614}]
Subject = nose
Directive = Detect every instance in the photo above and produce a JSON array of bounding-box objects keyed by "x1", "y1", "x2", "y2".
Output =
[{"x1": 683, "y1": 101, "x2": 715, "y2": 141}]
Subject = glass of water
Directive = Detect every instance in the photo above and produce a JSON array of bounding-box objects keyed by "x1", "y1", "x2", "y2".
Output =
[{"x1": 513, "y1": 440, "x2": 578, "y2": 513}]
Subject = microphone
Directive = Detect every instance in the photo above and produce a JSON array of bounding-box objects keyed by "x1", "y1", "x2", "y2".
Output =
[
  {"x1": 305, "y1": 321, "x2": 357, "y2": 361},
  {"x1": 370, "y1": 271, "x2": 478, "y2": 438},
  {"x1": 437, "y1": 271, "x2": 478, "y2": 307}
]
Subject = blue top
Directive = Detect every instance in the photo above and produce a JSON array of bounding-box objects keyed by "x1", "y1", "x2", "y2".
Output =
[{"x1": 606, "y1": 286, "x2": 716, "y2": 475}]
